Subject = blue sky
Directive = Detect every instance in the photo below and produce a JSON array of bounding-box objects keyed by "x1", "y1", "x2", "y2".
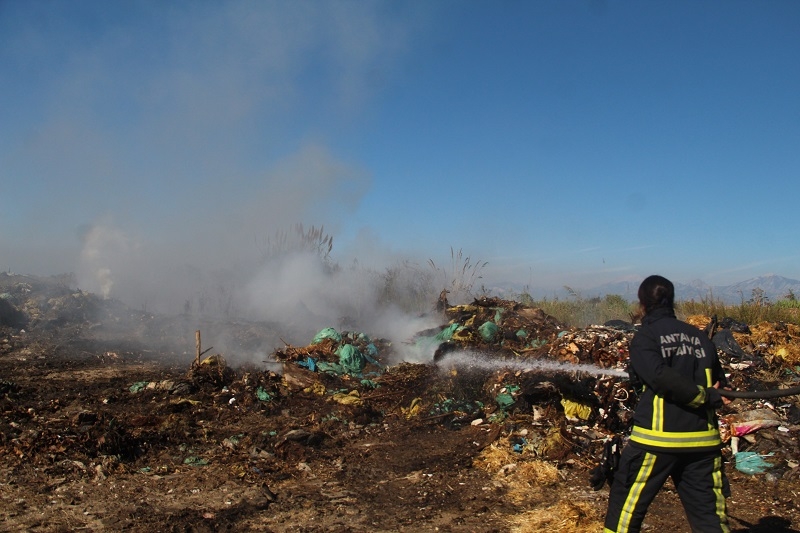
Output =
[{"x1": 2, "y1": 0, "x2": 800, "y2": 306}]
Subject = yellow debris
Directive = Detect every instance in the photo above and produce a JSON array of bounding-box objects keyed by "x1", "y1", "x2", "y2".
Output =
[
  {"x1": 200, "y1": 354, "x2": 226, "y2": 366},
  {"x1": 332, "y1": 391, "x2": 363, "y2": 406},
  {"x1": 303, "y1": 382, "x2": 326, "y2": 396},
  {"x1": 402, "y1": 397, "x2": 422, "y2": 419},
  {"x1": 560, "y1": 398, "x2": 592, "y2": 421}
]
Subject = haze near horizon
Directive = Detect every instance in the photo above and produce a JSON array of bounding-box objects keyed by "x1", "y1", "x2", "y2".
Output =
[{"x1": 2, "y1": 1, "x2": 799, "y2": 314}]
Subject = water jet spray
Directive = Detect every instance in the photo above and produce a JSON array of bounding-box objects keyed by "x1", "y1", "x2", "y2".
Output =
[{"x1": 434, "y1": 349, "x2": 627, "y2": 378}]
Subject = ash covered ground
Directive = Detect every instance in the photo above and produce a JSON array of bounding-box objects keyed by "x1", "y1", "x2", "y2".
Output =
[{"x1": 1, "y1": 272, "x2": 799, "y2": 532}]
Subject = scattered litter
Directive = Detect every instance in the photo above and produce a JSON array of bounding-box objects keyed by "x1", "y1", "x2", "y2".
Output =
[
  {"x1": 129, "y1": 381, "x2": 149, "y2": 393},
  {"x1": 721, "y1": 408, "x2": 782, "y2": 438},
  {"x1": 561, "y1": 398, "x2": 592, "y2": 421},
  {"x1": 332, "y1": 390, "x2": 362, "y2": 406},
  {"x1": 734, "y1": 452, "x2": 775, "y2": 475},
  {"x1": 183, "y1": 456, "x2": 209, "y2": 467},
  {"x1": 255, "y1": 386, "x2": 272, "y2": 401}
]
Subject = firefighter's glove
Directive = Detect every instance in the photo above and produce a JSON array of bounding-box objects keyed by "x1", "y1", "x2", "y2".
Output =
[
  {"x1": 626, "y1": 363, "x2": 643, "y2": 392},
  {"x1": 589, "y1": 436, "x2": 621, "y2": 491},
  {"x1": 705, "y1": 387, "x2": 723, "y2": 409},
  {"x1": 589, "y1": 465, "x2": 606, "y2": 491}
]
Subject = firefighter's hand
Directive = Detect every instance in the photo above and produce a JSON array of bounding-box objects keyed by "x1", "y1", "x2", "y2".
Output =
[
  {"x1": 705, "y1": 386, "x2": 724, "y2": 409},
  {"x1": 713, "y1": 381, "x2": 732, "y2": 406}
]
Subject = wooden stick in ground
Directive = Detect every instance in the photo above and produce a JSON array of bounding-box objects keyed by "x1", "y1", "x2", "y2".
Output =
[{"x1": 195, "y1": 330, "x2": 201, "y2": 366}]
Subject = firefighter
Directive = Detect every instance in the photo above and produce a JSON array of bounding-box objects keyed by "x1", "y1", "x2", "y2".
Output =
[{"x1": 604, "y1": 275, "x2": 730, "y2": 533}]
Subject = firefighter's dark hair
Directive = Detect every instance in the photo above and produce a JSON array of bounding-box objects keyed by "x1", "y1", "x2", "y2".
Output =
[{"x1": 638, "y1": 275, "x2": 675, "y2": 313}]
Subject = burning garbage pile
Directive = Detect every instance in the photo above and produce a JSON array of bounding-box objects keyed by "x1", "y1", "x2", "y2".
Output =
[
  {"x1": 266, "y1": 297, "x2": 639, "y2": 470},
  {"x1": 268, "y1": 294, "x2": 800, "y2": 484},
  {"x1": 411, "y1": 302, "x2": 800, "y2": 482},
  {"x1": 431, "y1": 296, "x2": 566, "y2": 356}
]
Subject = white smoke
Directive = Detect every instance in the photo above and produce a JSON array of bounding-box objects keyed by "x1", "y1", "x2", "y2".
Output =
[
  {"x1": 7, "y1": 2, "x2": 452, "y2": 364},
  {"x1": 243, "y1": 249, "x2": 442, "y2": 348},
  {"x1": 77, "y1": 221, "x2": 140, "y2": 299}
]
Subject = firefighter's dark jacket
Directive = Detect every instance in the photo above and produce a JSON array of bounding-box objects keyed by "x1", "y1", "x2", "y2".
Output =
[{"x1": 629, "y1": 307, "x2": 725, "y2": 453}]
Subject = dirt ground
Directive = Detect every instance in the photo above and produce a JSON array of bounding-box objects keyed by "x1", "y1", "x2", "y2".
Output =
[{"x1": 1, "y1": 276, "x2": 800, "y2": 532}]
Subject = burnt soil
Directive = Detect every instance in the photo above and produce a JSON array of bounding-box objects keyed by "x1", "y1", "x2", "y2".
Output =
[{"x1": 1, "y1": 276, "x2": 799, "y2": 532}]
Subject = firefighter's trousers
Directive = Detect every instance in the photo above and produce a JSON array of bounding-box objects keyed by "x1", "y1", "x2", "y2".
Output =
[{"x1": 604, "y1": 443, "x2": 729, "y2": 533}]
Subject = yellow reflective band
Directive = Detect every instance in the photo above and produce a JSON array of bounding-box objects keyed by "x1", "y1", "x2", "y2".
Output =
[
  {"x1": 651, "y1": 395, "x2": 664, "y2": 432},
  {"x1": 712, "y1": 455, "x2": 730, "y2": 533},
  {"x1": 687, "y1": 387, "x2": 705, "y2": 409},
  {"x1": 630, "y1": 426, "x2": 721, "y2": 449},
  {"x1": 617, "y1": 451, "x2": 656, "y2": 532}
]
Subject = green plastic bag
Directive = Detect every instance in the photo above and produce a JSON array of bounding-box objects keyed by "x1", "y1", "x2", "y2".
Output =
[
  {"x1": 478, "y1": 321, "x2": 498, "y2": 342},
  {"x1": 255, "y1": 386, "x2": 272, "y2": 402},
  {"x1": 734, "y1": 452, "x2": 774, "y2": 475},
  {"x1": 435, "y1": 323, "x2": 460, "y2": 341},
  {"x1": 129, "y1": 381, "x2": 149, "y2": 393},
  {"x1": 494, "y1": 309, "x2": 503, "y2": 324},
  {"x1": 312, "y1": 327, "x2": 342, "y2": 344},
  {"x1": 336, "y1": 344, "x2": 366, "y2": 374},
  {"x1": 496, "y1": 385, "x2": 520, "y2": 409}
]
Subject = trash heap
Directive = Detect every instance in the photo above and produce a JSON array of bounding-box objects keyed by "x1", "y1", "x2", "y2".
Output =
[
  {"x1": 0, "y1": 273, "x2": 106, "y2": 328},
  {"x1": 352, "y1": 302, "x2": 800, "y2": 480},
  {"x1": 546, "y1": 324, "x2": 633, "y2": 370},
  {"x1": 433, "y1": 296, "x2": 566, "y2": 354},
  {"x1": 122, "y1": 303, "x2": 800, "y2": 488},
  {"x1": 269, "y1": 327, "x2": 394, "y2": 412},
  {"x1": 255, "y1": 299, "x2": 641, "y2": 471},
  {"x1": 273, "y1": 327, "x2": 388, "y2": 377},
  {"x1": 677, "y1": 314, "x2": 800, "y2": 479}
]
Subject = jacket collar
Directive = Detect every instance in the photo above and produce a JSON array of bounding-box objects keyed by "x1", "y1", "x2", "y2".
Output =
[{"x1": 642, "y1": 306, "x2": 676, "y2": 325}]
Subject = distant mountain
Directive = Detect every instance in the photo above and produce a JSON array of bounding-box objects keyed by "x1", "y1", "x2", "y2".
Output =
[
  {"x1": 585, "y1": 275, "x2": 800, "y2": 304},
  {"x1": 584, "y1": 279, "x2": 714, "y2": 303},
  {"x1": 711, "y1": 275, "x2": 800, "y2": 304},
  {"x1": 488, "y1": 275, "x2": 800, "y2": 305}
]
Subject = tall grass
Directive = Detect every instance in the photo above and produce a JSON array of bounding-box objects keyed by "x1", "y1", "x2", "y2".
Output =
[
  {"x1": 524, "y1": 288, "x2": 638, "y2": 328},
  {"x1": 679, "y1": 291, "x2": 800, "y2": 325},
  {"x1": 517, "y1": 287, "x2": 800, "y2": 328},
  {"x1": 373, "y1": 260, "x2": 436, "y2": 313},
  {"x1": 428, "y1": 247, "x2": 488, "y2": 305},
  {"x1": 258, "y1": 224, "x2": 335, "y2": 271}
]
